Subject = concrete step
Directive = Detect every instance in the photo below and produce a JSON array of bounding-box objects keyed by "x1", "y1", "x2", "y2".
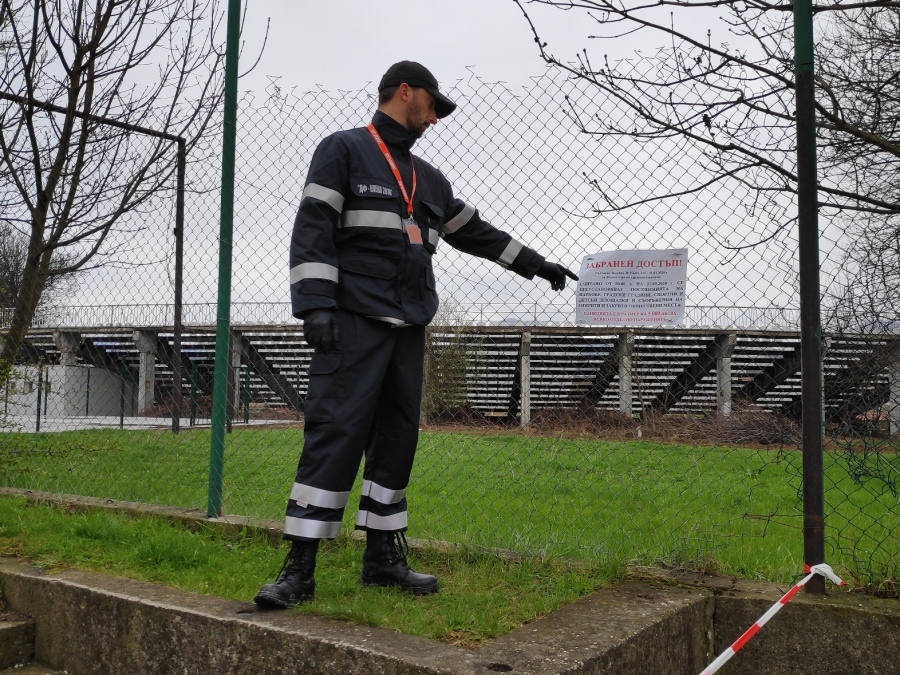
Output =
[
  {"x1": 0, "y1": 610, "x2": 62, "y2": 674},
  {"x1": 0, "y1": 612, "x2": 34, "y2": 670}
]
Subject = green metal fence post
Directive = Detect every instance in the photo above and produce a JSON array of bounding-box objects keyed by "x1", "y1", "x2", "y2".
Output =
[
  {"x1": 85, "y1": 367, "x2": 90, "y2": 416},
  {"x1": 793, "y1": 0, "x2": 825, "y2": 595},
  {"x1": 207, "y1": 0, "x2": 242, "y2": 518}
]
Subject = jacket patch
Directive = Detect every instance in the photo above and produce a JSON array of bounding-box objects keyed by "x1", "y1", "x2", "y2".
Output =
[{"x1": 354, "y1": 183, "x2": 394, "y2": 197}]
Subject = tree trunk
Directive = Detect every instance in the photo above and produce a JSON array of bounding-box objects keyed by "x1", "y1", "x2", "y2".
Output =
[{"x1": 0, "y1": 220, "x2": 50, "y2": 380}]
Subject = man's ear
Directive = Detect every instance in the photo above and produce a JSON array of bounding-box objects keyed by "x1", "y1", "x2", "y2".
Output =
[{"x1": 398, "y1": 83, "x2": 411, "y2": 101}]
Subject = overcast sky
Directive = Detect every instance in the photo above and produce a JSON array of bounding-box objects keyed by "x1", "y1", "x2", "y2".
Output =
[
  {"x1": 237, "y1": 0, "x2": 722, "y2": 94},
  {"x1": 241, "y1": 1, "x2": 570, "y2": 92}
]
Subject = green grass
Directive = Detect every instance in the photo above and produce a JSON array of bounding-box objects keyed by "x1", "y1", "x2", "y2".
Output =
[
  {"x1": 0, "y1": 426, "x2": 897, "y2": 591},
  {"x1": 0, "y1": 496, "x2": 613, "y2": 646}
]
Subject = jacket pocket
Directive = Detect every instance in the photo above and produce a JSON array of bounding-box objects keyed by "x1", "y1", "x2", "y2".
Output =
[
  {"x1": 419, "y1": 200, "x2": 444, "y2": 254},
  {"x1": 419, "y1": 200, "x2": 444, "y2": 230},
  {"x1": 339, "y1": 253, "x2": 399, "y2": 280},
  {"x1": 337, "y1": 253, "x2": 401, "y2": 309}
]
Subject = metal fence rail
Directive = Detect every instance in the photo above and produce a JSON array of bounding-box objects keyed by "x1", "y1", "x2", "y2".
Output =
[{"x1": 1, "y1": 303, "x2": 804, "y2": 330}]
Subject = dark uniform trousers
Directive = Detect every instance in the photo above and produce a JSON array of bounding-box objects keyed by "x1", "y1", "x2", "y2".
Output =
[{"x1": 283, "y1": 310, "x2": 425, "y2": 541}]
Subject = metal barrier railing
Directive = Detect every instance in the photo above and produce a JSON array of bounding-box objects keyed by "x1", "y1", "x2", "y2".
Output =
[{"x1": 0, "y1": 303, "x2": 804, "y2": 330}]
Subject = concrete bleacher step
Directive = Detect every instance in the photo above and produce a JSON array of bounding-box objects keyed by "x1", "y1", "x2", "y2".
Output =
[{"x1": 15, "y1": 325, "x2": 896, "y2": 422}]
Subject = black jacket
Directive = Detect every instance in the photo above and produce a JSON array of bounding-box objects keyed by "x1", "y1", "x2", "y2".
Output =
[{"x1": 289, "y1": 111, "x2": 545, "y2": 326}]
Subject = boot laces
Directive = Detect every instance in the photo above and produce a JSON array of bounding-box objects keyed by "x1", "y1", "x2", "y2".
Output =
[
  {"x1": 387, "y1": 531, "x2": 412, "y2": 568},
  {"x1": 276, "y1": 544, "x2": 308, "y2": 581}
]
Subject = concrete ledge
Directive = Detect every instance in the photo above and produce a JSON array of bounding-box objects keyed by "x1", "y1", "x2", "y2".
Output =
[
  {"x1": 471, "y1": 581, "x2": 712, "y2": 674},
  {"x1": 0, "y1": 487, "x2": 478, "y2": 554},
  {"x1": 2, "y1": 558, "x2": 900, "y2": 674},
  {"x1": 0, "y1": 487, "x2": 286, "y2": 546},
  {"x1": 0, "y1": 558, "x2": 713, "y2": 675},
  {"x1": 0, "y1": 558, "x2": 482, "y2": 675}
]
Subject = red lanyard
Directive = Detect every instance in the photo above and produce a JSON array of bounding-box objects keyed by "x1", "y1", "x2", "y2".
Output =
[{"x1": 366, "y1": 124, "x2": 416, "y2": 218}]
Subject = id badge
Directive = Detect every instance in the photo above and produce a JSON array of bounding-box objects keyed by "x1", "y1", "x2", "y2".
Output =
[{"x1": 403, "y1": 217, "x2": 423, "y2": 245}]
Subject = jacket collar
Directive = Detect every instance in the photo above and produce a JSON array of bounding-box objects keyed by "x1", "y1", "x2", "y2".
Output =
[{"x1": 371, "y1": 110, "x2": 417, "y2": 155}]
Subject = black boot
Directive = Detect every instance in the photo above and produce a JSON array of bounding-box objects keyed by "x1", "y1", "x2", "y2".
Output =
[
  {"x1": 254, "y1": 539, "x2": 318, "y2": 608},
  {"x1": 361, "y1": 531, "x2": 438, "y2": 595}
]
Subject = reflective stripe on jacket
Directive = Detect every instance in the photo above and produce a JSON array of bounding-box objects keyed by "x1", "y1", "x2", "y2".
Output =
[{"x1": 289, "y1": 111, "x2": 545, "y2": 326}]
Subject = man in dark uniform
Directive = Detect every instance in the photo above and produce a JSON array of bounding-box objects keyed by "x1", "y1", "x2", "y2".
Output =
[{"x1": 255, "y1": 61, "x2": 577, "y2": 608}]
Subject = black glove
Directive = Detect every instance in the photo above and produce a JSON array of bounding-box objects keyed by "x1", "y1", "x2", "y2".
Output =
[
  {"x1": 302, "y1": 309, "x2": 339, "y2": 351},
  {"x1": 535, "y1": 261, "x2": 578, "y2": 291}
]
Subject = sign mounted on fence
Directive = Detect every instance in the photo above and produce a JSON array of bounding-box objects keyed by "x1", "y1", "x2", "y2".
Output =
[{"x1": 576, "y1": 249, "x2": 688, "y2": 326}]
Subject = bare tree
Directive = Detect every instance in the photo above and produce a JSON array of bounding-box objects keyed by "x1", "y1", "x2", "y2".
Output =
[
  {"x1": 817, "y1": 8, "x2": 900, "y2": 331},
  {"x1": 514, "y1": 1, "x2": 900, "y2": 315},
  {"x1": 0, "y1": 0, "x2": 226, "y2": 372},
  {"x1": 0, "y1": 221, "x2": 79, "y2": 317},
  {"x1": 516, "y1": 0, "x2": 900, "y2": 211}
]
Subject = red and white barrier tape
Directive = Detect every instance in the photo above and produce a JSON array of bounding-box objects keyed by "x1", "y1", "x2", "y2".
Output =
[{"x1": 698, "y1": 563, "x2": 845, "y2": 675}]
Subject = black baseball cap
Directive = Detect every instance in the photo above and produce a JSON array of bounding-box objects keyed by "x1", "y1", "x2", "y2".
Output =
[{"x1": 378, "y1": 61, "x2": 457, "y2": 119}]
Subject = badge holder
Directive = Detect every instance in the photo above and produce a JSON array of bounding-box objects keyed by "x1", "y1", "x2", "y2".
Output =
[{"x1": 403, "y1": 217, "x2": 423, "y2": 245}]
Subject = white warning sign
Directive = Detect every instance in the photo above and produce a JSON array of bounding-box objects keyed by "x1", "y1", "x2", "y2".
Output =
[{"x1": 576, "y1": 249, "x2": 688, "y2": 326}]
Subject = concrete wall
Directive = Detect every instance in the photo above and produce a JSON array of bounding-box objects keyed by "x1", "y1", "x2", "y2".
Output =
[
  {"x1": 714, "y1": 593, "x2": 900, "y2": 675},
  {"x1": 3, "y1": 365, "x2": 136, "y2": 420},
  {"x1": 1, "y1": 553, "x2": 899, "y2": 675}
]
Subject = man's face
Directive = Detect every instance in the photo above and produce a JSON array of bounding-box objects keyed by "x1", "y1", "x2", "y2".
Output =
[{"x1": 405, "y1": 87, "x2": 438, "y2": 138}]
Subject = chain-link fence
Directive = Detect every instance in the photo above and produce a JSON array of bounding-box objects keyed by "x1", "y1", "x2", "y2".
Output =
[{"x1": 1, "y1": 67, "x2": 897, "y2": 593}]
